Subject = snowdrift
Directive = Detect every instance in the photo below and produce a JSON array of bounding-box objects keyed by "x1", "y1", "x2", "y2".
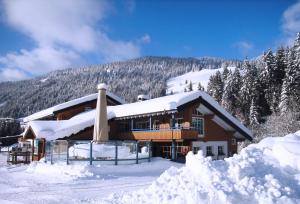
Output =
[
  {"x1": 69, "y1": 143, "x2": 149, "y2": 159},
  {"x1": 103, "y1": 131, "x2": 300, "y2": 204}
]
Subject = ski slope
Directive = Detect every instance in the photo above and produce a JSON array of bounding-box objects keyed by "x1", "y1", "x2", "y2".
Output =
[{"x1": 166, "y1": 66, "x2": 235, "y2": 94}]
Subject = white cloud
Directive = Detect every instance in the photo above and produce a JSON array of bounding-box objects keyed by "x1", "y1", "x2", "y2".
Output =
[
  {"x1": 0, "y1": 68, "x2": 29, "y2": 82},
  {"x1": 0, "y1": 46, "x2": 81, "y2": 75},
  {"x1": 233, "y1": 41, "x2": 254, "y2": 57},
  {"x1": 0, "y1": 0, "x2": 143, "y2": 81},
  {"x1": 139, "y1": 34, "x2": 151, "y2": 44},
  {"x1": 281, "y1": 0, "x2": 300, "y2": 45}
]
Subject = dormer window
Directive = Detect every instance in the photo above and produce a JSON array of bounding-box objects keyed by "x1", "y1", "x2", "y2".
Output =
[{"x1": 192, "y1": 108, "x2": 203, "y2": 116}]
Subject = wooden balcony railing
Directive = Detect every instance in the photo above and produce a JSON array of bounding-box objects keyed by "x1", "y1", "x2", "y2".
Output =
[{"x1": 114, "y1": 128, "x2": 199, "y2": 141}]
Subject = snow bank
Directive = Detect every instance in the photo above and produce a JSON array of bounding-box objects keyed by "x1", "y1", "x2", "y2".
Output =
[
  {"x1": 69, "y1": 143, "x2": 149, "y2": 159},
  {"x1": 103, "y1": 131, "x2": 300, "y2": 204},
  {"x1": 26, "y1": 162, "x2": 93, "y2": 182}
]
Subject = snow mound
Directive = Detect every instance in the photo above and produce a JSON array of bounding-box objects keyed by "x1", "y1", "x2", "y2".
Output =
[
  {"x1": 26, "y1": 162, "x2": 93, "y2": 182},
  {"x1": 69, "y1": 143, "x2": 149, "y2": 159},
  {"x1": 103, "y1": 131, "x2": 300, "y2": 204}
]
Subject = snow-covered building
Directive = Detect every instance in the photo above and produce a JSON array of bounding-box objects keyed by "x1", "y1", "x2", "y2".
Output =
[{"x1": 23, "y1": 90, "x2": 252, "y2": 161}]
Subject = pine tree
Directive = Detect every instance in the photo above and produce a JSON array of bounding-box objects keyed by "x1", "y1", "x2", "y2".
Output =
[
  {"x1": 188, "y1": 81, "x2": 193, "y2": 91},
  {"x1": 207, "y1": 71, "x2": 223, "y2": 103},
  {"x1": 279, "y1": 38, "x2": 300, "y2": 113},
  {"x1": 222, "y1": 66, "x2": 230, "y2": 81},
  {"x1": 197, "y1": 82, "x2": 204, "y2": 91},
  {"x1": 260, "y1": 49, "x2": 277, "y2": 112},
  {"x1": 249, "y1": 98, "x2": 260, "y2": 126},
  {"x1": 239, "y1": 60, "x2": 258, "y2": 124},
  {"x1": 222, "y1": 68, "x2": 241, "y2": 117}
]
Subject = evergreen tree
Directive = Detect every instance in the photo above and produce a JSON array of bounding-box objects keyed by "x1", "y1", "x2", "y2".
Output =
[
  {"x1": 279, "y1": 38, "x2": 300, "y2": 113},
  {"x1": 260, "y1": 49, "x2": 277, "y2": 112},
  {"x1": 249, "y1": 98, "x2": 260, "y2": 126},
  {"x1": 188, "y1": 81, "x2": 193, "y2": 91},
  {"x1": 207, "y1": 71, "x2": 223, "y2": 103},
  {"x1": 222, "y1": 68, "x2": 241, "y2": 117},
  {"x1": 222, "y1": 66, "x2": 230, "y2": 81},
  {"x1": 197, "y1": 82, "x2": 204, "y2": 91},
  {"x1": 239, "y1": 60, "x2": 258, "y2": 124}
]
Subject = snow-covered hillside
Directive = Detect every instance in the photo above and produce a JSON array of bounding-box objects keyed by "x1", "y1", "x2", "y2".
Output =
[
  {"x1": 166, "y1": 66, "x2": 235, "y2": 94},
  {"x1": 104, "y1": 131, "x2": 300, "y2": 204}
]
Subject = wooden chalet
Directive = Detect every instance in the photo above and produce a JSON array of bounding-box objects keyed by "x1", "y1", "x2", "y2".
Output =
[{"x1": 23, "y1": 91, "x2": 252, "y2": 161}]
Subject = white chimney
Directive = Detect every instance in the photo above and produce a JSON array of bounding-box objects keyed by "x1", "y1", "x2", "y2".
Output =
[{"x1": 93, "y1": 83, "x2": 109, "y2": 143}]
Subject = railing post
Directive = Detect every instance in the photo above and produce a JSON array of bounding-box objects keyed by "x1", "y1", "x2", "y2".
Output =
[
  {"x1": 115, "y1": 141, "x2": 118, "y2": 165},
  {"x1": 90, "y1": 142, "x2": 93, "y2": 165},
  {"x1": 148, "y1": 140, "x2": 151, "y2": 162},
  {"x1": 50, "y1": 141, "x2": 53, "y2": 165},
  {"x1": 171, "y1": 139, "x2": 176, "y2": 161},
  {"x1": 66, "y1": 140, "x2": 69, "y2": 165},
  {"x1": 136, "y1": 141, "x2": 139, "y2": 164}
]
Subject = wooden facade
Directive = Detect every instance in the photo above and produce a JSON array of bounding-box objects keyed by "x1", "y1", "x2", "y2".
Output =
[
  {"x1": 107, "y1": 100, "x2": 242, "y2": 159},
  {"x1": 24, "y1": 94, "x2": 251, "y2": 161}
]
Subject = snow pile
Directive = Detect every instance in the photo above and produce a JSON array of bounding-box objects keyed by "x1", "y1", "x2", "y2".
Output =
[
  {"x1": 26, "y1": 162, "x2": 93, "y2": 182},
  {"x1": 103, "y1": 131, "x2": 300, "y2": 204},
  {"x1": 69, "y1": 143, "x2": 149, "y2": 159}
]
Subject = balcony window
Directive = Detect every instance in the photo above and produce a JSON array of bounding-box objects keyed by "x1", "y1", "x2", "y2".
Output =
[
  {"x1": 206, "y1": 146, "x2": 214, "y2": 156},
  {"x1": 153, "y1": 120, "x2": 160, "y2": 130},
  {"x1": 170, "y1": 118, "x2": 184, "y2": 129},
  {"x1": 192, "y1": 117, "x2": 204, "y2": 135},
  {"x1": 135, "y1": 121, "x2": 150, "y2": 130}
]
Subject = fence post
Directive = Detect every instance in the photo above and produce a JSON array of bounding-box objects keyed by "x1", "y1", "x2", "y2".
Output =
[
  {"x1": 66, "y1": 141, "x2": 69, "y2": 165},
  {"x1": 90, "y1": 142, "x2": 93, "y2": 165},
  {"x1": 171, "y1": 139, "x2": 176, "y2": 161},
  {"x1": 115, "y1": 141, "x2": 118, "y2": 165},
  {"x1": 136, "y1": 141, "x2": 139, "y2": 164},
  {"x1": 50, "y1": 141, "x2": 53, "y2": 165},
  {"x1": 148, "y1": 141, "x2": 151, "y2": 162},
  {"x1": 44, "y1": 143, "x2": 47, "y2": 163}
]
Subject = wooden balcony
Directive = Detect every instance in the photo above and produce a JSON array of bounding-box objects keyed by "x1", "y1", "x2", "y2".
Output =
[{"x1": 114, "y1": 128, "x2": 199, "y2": 141}]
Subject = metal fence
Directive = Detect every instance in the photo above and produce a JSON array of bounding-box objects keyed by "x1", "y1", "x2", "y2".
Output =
[{"x1": 44, "y1": 140, "x2": 151, "y2": 165}]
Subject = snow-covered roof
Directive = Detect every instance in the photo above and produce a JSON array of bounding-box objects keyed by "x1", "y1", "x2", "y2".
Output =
[
  {"x1": 26, "y1": 91, "x2": 252, "y2": 141},
  {"x1": 23, "y1": 91, "x2": 126, "y2": 123},
  {"x1": 26, "y1": 109, "x2": 115, "y2": 140}
]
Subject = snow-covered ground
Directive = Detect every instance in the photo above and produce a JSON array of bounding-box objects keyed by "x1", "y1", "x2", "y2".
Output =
[
  {"x1": 166, "y1": 67, "x2": 235, "y2": 94},
  {"x1": 0, "y1": 155, "x2": 182, "y2": 204},
  {"x1": 1, "y1": 131, "x2": 300, "y2": 204},
  {"x1": 104, "y1": 131, "x2": 300, "y2": 204}
]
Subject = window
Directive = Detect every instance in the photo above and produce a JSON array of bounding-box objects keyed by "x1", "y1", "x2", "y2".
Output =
[
  {"x1": 170, "y1": 118, "x2": 183, "y2": 129},
  {"x1": 153, "y1": 120, "x2": 160, "y2": 130},
  {"x1": 206, "y1": 146, "x2": 213, "y2": 156},
  {"x1": 193, "y1": 147, "x2": 200, "y2": 154},
  {"x1": 218, "y1": 146, "x2": 225, "y2": 156},
  {"x1": 232, "y1": 138, "x2": 236, "y2": 145},
  {"x1": 192, "y1": 108, "x2": 203, "y2": 116},
  {"x1": 192, "y1": 117, "x2": 204, "y2": 135},
  {"x1": 135, "y1": 121, "x2": 149, "y2": 130}
]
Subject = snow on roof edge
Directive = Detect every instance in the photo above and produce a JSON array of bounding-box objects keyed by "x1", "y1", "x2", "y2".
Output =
[{"x1": 23, "y1": 91, "x2": 126, "y2": 123}]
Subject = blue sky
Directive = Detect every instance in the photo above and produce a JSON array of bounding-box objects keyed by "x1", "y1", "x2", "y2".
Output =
[{"x1": 0, "y1": 0, "x2": 299, "y2": 81}]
